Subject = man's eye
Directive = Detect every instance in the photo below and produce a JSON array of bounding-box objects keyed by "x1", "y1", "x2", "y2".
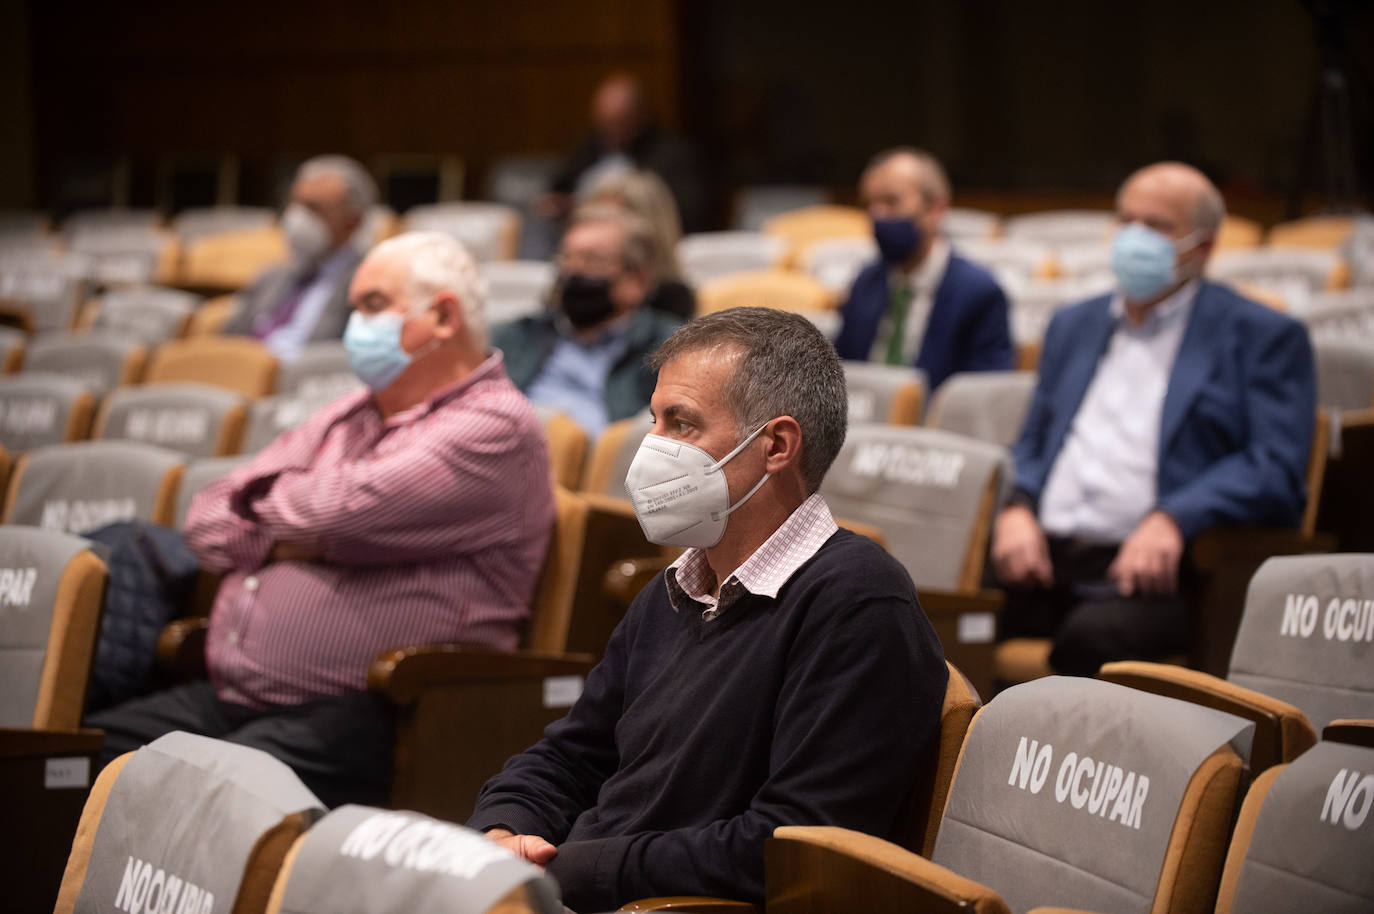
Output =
[{"x1": 677, "y1": 421, "x2": 692, "y2": 435}]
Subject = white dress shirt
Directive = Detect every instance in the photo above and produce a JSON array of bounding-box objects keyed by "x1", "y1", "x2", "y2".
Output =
[
  {"x1": 262, "y1": 246, "x2": 356, "y2": 363},
  {"x1": 1039, "y1": 280, "x2": 1199, "y2": 543},
  {"x1": 869, "y1": 238, "x2": 951, "y2": 364}
]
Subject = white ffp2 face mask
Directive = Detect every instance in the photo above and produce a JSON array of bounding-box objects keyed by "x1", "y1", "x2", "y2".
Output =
[
  {"x1": 624, "y1": 422, "x2": 773, "y2": 548},
  {"x1": 282, "y1": 202, "x2": 332, "y2": 263}
]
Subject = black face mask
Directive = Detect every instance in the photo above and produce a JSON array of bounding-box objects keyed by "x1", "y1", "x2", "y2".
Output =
[{"x1": 558, "y1": 273, "x2": 617, "y2": 330}]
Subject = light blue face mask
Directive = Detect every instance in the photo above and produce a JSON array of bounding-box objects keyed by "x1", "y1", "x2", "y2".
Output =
[
  {"x1": 344, "y1": 310, "x2": 422, "y2": 392},
  {"x1": 1111, "y1": 222, "x2": 1205, "y2": 302}
]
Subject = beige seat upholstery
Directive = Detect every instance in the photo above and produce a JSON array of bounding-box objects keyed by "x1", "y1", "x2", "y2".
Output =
[
  {"x1": 263, "y1": 806, "x2": 561, "y2": 914},
  {"x1": 677, "y1": 231, "x2": 788, "y2": 288},
  {"x1": 53, "y1": 733, "x2": 324, "y2": 914},
  {"x1": 177, "y1": 224, "x2": 288, "y2": 291},
  {"x1": 842, "y1": 361, "x2": 927, "y2": 426},
  {"x1": 697, "y1": 270, "x2": 834, "y2": 315},
  {"x1": 185, "y1": 293, "x2": 239, "y2": 336},
  {"x1": 146, "y1": 336, "x2": 279, "y2": 398},
  {"x1": 581, "y1": 409, "x2": 651, "y2": 498},
  {"x1": 93, "y1": 381, "x2": 248, "y2": 457},
  {"x1": 1101, "y1": 552, "x2": 1374, "y2": 773},
  {"x1": 1266, "y1": 215, "x2": 1355, "y2": 250},
  {"x1": 761, "y1": 205, "x2": 870, "y2": 268},
  {"x1": 0, "y1": 326, "x2": 25, "y2": 372},
  {"x1": 0, "y1": 373, "x2": 96, "y2": 451},
  {"x1": 764, "y1": 676, "x2": 1254, "y2": 914},
  {"x1": 534, "y1": 406, "x2": 590, "y2": 491},
  {"x1": 2, "y1": 439, "x2": 186, "y2": 533}
]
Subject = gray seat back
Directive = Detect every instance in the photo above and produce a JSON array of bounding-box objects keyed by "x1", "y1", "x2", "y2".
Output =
[
  {"x1": 176, "y1": 455, "x2": 251, "y2": 527},
  {"x1": 820, "y1": 425, "x2": 1007, "y2": 592},
  {"x1": 927, "y1": 370, "x2": 1037, "y2": 447},
  {"x1": 0, "y1": 525, "x2": 99, "y2": 727},
  {"x1": 73, "y1": 732, "x2": 324, "y2": 913},
  {"x1": 274, "y1": 806, "x2": 561, "y2": 914},
  {"x1": 1227, "y1": 740, "x2": 1374, "y2": 913},
  {"x1": 1228, "y1": 554, "x2": 1374, "y2": 730},
  {"x1": 0, "y1": 269, "x2": 85, "y2": 332},
  {"x1": 244, "y1": 391, "x2": 336, "y2": 453},
  {"x1": 91, "y1": 286, "x2": 201, "y2": 343},
  {"x1": 25, "y1": 332, "x2": 143, "y2": 397},
  {"x1": 277, "y1": 341, "x2": 361, "y2": 400},
  {"x1": 97, "y1": 382, "x2": 245, "y2": 458},
  {"x1": 933, "y1": 676, "x2": 1254, "y2": 914},
  {"x1": 0, "y1": 373, "x2": 91, "y2": 451},
  {"x1": 841, "y1": 361, "x2": 927, "y2": 425},
  {"x1": 7, "y1": 440, "x2": 185, "y2": 534},
  {"x1": 1314, "y1": 339, "x2": 1374, "y2": 413}
]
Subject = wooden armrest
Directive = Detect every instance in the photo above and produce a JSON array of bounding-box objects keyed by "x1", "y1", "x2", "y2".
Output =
[
  {"x1": 1323, "y1": 719, "x2": 1374, "y2": 749},
  {"x1": 157, "y1": 616, "x2": 210, "y2": 680},
  {"x1": 618, "y1": 898, "x2": 758, "y2": 912},
  {"x1": 768, "y1": 826, "x2": 1009, "y2": 914},
  {"x1": 368, "y1": 644, "x2": 597, "y2": 704},
  {"x1": 604, "y1": 555, "x2": 673, "y2": 609},
  {"x1": 919, "y1": 589, "x2": 1005, "y2": 615},
  {"x1": 1098, "y1": 661, "x2": 1316, "y2": 769},
  {"x1": 0, "y1": 728, "x2": 104, "y2": 759},
  {"x1": 1188, "y1": 527, "x2": 1337, "y2": 570},
  {"x1": 1027, "y1": 908, "x2": 1104, "y2": 914}
]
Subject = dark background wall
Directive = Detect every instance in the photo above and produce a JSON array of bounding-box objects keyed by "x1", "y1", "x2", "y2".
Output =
[{"x1": 5, "y1": 0, "x2": 1371, "y2": 223}]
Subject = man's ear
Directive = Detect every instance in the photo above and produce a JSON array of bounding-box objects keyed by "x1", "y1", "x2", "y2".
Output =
[
  {"x1": 763, "y1": 416, "x2": 803, "y2": 476},
  {"x1": 430, "y1": 292, "x2": 464, "y2": 339}
]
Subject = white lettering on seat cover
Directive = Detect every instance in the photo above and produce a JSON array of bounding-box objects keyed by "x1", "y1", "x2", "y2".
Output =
[
  {"x1": 0, "y1": 566, "x2": 37, "y2": 608},
  {"x1": 0, "y1": 398, "x2": 58, "y2": 435},
  {"x1": 1006, "y1": 735, "x2": 1152, "y2": 830},
  {"x1": 849, "y1": 442, "x2": 966, "y2": 489},
  {"x1": 113, "y1": 855, "x2": 214, "y2": 914},
  {"x1": 40, "y1": 498, "x2": 137, "y2": 534},
  {"x1": 1321, "y1": 769, "x2": 1374, "y2": 831},
  {"x1": 338, "y1": 811, "x2": 513, "y2": 880},
  {"x1": 125, "y1": 408, "x2": 210, "y2": 446},
  {"x1": 1279, "y1": 593, "x2": 1374, "y2": 643}
]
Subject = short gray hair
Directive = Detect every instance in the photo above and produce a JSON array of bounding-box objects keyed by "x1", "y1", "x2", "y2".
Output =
[
  {"x1": 568, "y1": 203, "x2": 656, "y2": 274},
  {"x1": 296, "y1": 155, "x2": 378, "y2": 214},
  {"x1": 865, "y1": 146, "x2": 952, "y2": 206},
  {"x1": 1190, "y1": 181, "x2": 1226, "y2": 236},
  {"x1": 371, "y1": 231, "x2": 489, "y2": 349},
  {"x1": 650, "y1": 308, "x2": 847, "y2": 493}
]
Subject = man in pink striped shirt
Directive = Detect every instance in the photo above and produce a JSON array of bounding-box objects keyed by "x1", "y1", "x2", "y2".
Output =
[{"x1": 87, "y1": 232, "x2": 555, "y2": 806}]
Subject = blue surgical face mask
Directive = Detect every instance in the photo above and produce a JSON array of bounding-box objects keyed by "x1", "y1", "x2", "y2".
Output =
[
  {"x1": 1111, "y1": 222, "x2": 1205, "y2": 302},
  {"x1": 344, "y1": 309, "x2": 428, "y2": 392},
  {"x1": 872, "y1": 217, "x2": 923, "y2": 264}
]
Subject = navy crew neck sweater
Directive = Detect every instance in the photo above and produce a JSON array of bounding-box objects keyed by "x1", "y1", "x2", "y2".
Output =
[{"x1": 468, "y1": 528, "x2": 947, "y2": 911}]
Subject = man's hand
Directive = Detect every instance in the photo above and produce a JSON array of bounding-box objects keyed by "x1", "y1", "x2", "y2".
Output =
[
  {"x1": 1107, "y1": 510, "x2": 1184, "y2": 597},
  {"x1": 485, "y1": 828, "x2": 557, "y2": 865},
  {"x1": 991, "y1": 504, "x2": 1054, "y2": 588},
  {"x1": 269, "y1": 541, "x2": 323, "y2": 563}
]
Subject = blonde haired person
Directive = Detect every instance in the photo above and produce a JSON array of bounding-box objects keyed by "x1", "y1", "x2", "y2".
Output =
[{"x1": 587, "y1": 170, "x2": 696, "y2": 319}]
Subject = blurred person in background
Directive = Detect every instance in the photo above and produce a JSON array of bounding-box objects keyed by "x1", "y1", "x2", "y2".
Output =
[
  {"x1": 835, "y1": 147, "x2": 1013, "y2": 388},
  {"x1": 587, "y1": 169, "x2": 696, "y2": 319},
  {"x1": 495, "y1": 204, "x2": 682, "y2": 435},
  {"x1": 222, "y1": 155, "x2": 377, "y2": 363}
]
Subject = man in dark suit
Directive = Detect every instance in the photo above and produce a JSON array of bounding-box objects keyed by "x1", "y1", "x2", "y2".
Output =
[
  {"x1": 222, "y1": 155, "x2": 376, "y2": 363},
  {"x1": 834, "y1": 147, "x2": 1013, "y2": 389},
  {"x1": 992, "y1": 162, "x2": 1316, "y2": 675}
]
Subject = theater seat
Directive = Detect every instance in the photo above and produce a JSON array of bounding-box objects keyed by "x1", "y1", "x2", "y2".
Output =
[
  {"x1": 581, "y1": 408, "x2": 651, "y2": 498},
  {"x1": 533, "y1": 406, "x2": 590, "y2": 490},
  {"x1": 174, "y1": 455, "x2": 253, "y2": 528},
  {"x1": 93, "y1": 382, "x2": 248, "y2": 457},
  {"x1": 24, "y1": 332, "x2": 148, "y2": 396},
  {"x1": 2, "y1": 439, "x2": 186, "y2": 533},
  {"x1": 1101, "y1": 553, "x2": 1374, "y2": 772},
  {"x1": 79, "y1": 285, "x2": 201, "y2": 343},
  {"x1": 0, "y1": 526, "x2": 108, "y2": 911},
  {"x1": 53, "y1": 732, "x2": 324, "y2": 914},
  {"x1": 146, "y1": 336, "x2": 279, "y2": 398},
  {"x1": 820, "y1": 425, "x2": 1010, "y2": 695},
  {"x1": 263, "y1": 806, "x2": 561, "y2": 914},
  {"x1": 185, "y1": 293, "x2": 239, "y2": 336},
  {"x1": 841, "y1": 361, "x2": 927, "y2": 426},
  {"x1": 925, "y1": 370, "x2": 1037, "y2": 447},
  {"x1": 763, "y1": 676, "x2": 1254, "y2": 914},
  {"x1": 677, "y1": 232, "x2": 788, "y2": 288},
  {"x1": 761, "y1": 205, "x2": 870, "y2": 268},
  {"x1": 1214, "y1": 740, "x2": 1374, "y2": 913},
  {"x1": 0, "y1": 373, "x2": 96, "y2": 451},
  {"x1": 0, "y1": 325, "x2": 26, "y2": 372},
  {"x1": 177, "y1": 224, "x2": 289, "y2": 292}
]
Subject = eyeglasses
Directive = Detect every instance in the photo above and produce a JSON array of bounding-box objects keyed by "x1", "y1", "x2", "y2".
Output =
[{"x1": 554, "y1": 251, "x2": 624, "y2": 274}]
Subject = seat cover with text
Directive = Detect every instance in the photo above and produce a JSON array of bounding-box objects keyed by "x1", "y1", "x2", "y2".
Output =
[
  {"x1": 99, "y1": 382, "x2": 245, "y2": 458},
  {"x1": 0, "y1": 373, "x2": 90, "y2": 451},
  {"x1": 8, "y1": 440, "x2": 184, "y2": 534}
]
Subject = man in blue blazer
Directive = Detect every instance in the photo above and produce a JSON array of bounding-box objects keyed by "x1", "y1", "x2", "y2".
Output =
[
  {"x1": 834, "y1": 148, "x2": 1013, "y2": 389},
  {"x1": 991, "y1": 162, "x2": 1316, "y2": 676}
]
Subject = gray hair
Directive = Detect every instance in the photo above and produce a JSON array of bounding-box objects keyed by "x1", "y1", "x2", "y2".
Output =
[
  {"x1": 1190, "y1": 181, "x2": 1226, "y2": 237},
  {"x1": 296, "y1": 155, "x2": 378, "y2": 214},
  {"x1": 650, "y1": 308, "x2": 847, "y2": 493},
  {"x1": 568, "y1": 203, "x2": 656, "y2": 274},
  {"x1": 370, "y1": 231, "x2": 489, "y2": 349},
  {"x1": 865, "y1": 146, "x2": 952, "y2": 207}
]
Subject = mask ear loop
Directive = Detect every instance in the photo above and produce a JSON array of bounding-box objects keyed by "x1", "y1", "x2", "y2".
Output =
[
  {"x1": 706, "y1": 421, "x2": 773, "y2": 473},
  {"x1": 706, "y1": 420, "x2": 775, "y2": 522}
]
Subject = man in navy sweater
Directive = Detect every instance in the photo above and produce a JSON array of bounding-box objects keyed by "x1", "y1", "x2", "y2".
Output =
[
  {"x1": 834, "y1": 147, "x2": 1013, "y2": 389},
  {"x1": 469, "y1": 308, "x2": 947, "y2": 911}
]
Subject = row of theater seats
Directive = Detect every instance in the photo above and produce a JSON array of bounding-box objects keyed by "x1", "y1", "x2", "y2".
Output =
[{"x1": 44, "y1": 548, "x2": 1374, "y2": 913}]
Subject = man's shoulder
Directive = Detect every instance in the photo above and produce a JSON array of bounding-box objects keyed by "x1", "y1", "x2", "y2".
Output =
[
  {"x1": 1198, "y1": 280, "x2": 1306, "y2": 337},
  {"x1": 942, "y1": 252, "x2": 1005, "y2": 299},
  {"x1": 491, "y1": 313, "x2": 556, "y2": 350},
  {"x1": 788, "y1": 528, "x2": 919, "y2": 607}
]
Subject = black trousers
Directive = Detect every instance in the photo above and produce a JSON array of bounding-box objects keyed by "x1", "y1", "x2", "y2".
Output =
[
  {"x1": 997, "y1": 537, "x2": 1191, "y2": 677},
  {"x1": 85, "y1": 680, "x2": 396, "y2": 808}
]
